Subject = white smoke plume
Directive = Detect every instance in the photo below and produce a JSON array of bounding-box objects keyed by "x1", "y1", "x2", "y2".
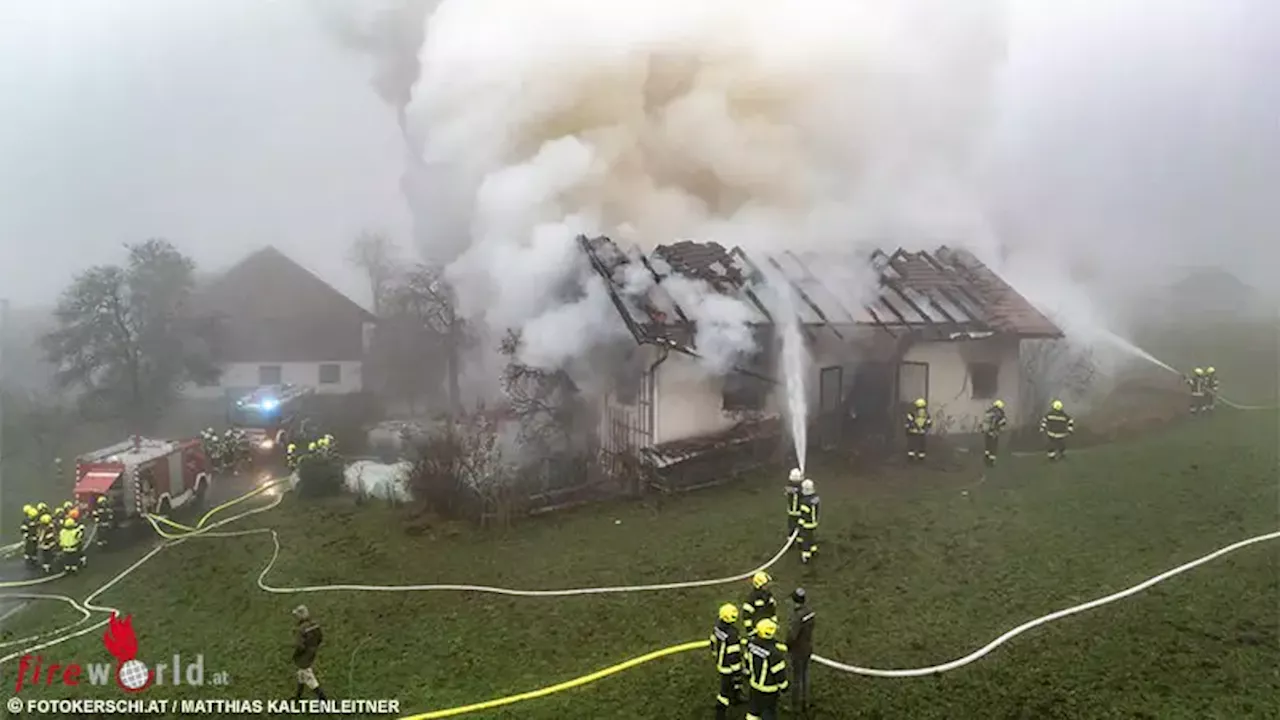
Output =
[{"x1": 330, "y1": 0, "x2": 1012, "y2": 375}]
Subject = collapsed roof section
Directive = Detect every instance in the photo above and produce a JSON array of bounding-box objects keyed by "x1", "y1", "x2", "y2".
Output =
[{"x1": 578, "y1": 235, "x2": 1062, "y2": 355}]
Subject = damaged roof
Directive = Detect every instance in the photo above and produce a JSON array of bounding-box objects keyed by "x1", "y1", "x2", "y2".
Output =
[{"x1": 580, "y1": 235, "x2": 1062, "y2": 352}]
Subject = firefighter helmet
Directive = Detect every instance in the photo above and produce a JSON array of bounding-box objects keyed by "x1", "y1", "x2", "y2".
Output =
[
  {"x1": 914, "y1": 398, "x2": 926, "y2": 408},
  {"x1": 993, "y1": 399, "x2": 1005, "y2": 409},
  {"x1": 756, "y1": 618, "x2": 778, "y2": 640},
  {"x1": 801, "y1": 479, "x2": 815, "y2": 495},
  {"x1": 36, "y1": 502, "x2": 48, "y2": 513},
  {"x1": 718, "y1": 603, "x2": 738, "y2": 624},
  {"x1": 62, "y1": 517, "x2": 76, "y2": 528},
  {"x1": 752, "y1": 572, "x2": 771, "y2": 590},
  {"x1": 1051, "y1": 400, "x2": 1064, "y2": 411},
  {"x1": 39, "y1": 514, "x2": 52, "y2": 525},
  {"x1": 791, "y1": 587, "x2": 806, "y2": 604},
  {"x1": 788, "y1": 468, "x2": 802, "y2": 482},
  {"x1": 1206, "y1": 366, "x2": 1215, "y2": 373},
  {"x1": 1193, "y1": 367, "x2": 1204, "y2": 375},
  {"x1": 97, "y1": 495, "x2": 108, "y2": 505},
  {"x1": 23, "y1": 504, "x2": 36, "y2": 518}
]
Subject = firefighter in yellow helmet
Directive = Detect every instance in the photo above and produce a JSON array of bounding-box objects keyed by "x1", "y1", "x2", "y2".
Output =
[
  {"x1": 797, "y1": 479, "x2": 820, "y2": 564},
  {"x1": 744, "y1": 618, "x2": 788, "y2": 720},
  {"x1": 784, "y1": 468, "x2": 804, "y2": 540},
  {"x1": 982, "y1": 399, "x2": 1008, "y2": 467},
  {"x1": 1040, "y1": 399, "x2": 1075, "y2": 461},
  {"x1": 286, "y1": 442, "x2": 299, "y2": 470},
  {"x1": 904, "y1": 397, "x2": 932, "y2": 463},
  {"x1": 1204, "y1": 367, "x2": 1219, "y2": 412},
  {"x1": 92, "y1": 495, "x2": 115, "y2": 548},
  {"x1": 36, "y1": 514, "x2": 58, "y2": 574},
  {"x1": 742, "y1": 572, "x2": 778, "y2": 639},
  {"x1": 710, "y1": 603, "x2": 744, "y2": 719},
  {"x1": 20, "y1": 505, "x2": 39, "y2": 568},
  {"x1": 1186, "y1": 368, "x2": 1206, "y2": 415},
  {"x1": 59, "y1": 516, "x2": 86, "y2": 574}
]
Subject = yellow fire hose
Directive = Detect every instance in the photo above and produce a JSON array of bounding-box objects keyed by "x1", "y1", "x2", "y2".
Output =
[{"x1": 399, "y1": 640, "x2": 710, "y2": 720}]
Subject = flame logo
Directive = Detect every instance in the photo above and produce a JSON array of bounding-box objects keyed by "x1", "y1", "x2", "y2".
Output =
[{"x1": 102, "y1": 613, "x2": 154, "y2": 693}]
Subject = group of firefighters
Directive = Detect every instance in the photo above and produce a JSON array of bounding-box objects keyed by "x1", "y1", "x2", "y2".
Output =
[
  {"x1": 285, "y1": 433, "x2": 338, "y2": 471},
  {"x1": 904, "y1": 396, "x2": 1077, "y2": 465},
  {"x1": 200, "y1": 427, "x2": 251, "y2": 474},
  {"x1": 18, "y1": 496, "x2": 114, "y2": 576}
]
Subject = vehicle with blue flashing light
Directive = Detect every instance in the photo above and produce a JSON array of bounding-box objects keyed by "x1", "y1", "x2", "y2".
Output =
[{"x1": 227, "y1": 384, "x2": 315, "y2": 459}]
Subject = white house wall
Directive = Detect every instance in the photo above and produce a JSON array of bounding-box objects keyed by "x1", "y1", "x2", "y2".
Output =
[
  {"x1": 902, "y1": 337, "x2": 1022, "y2": 431},
  {"x1": 183, "y1": 361, "x2": 364, "y2": 399},
  {"x1": 654, "y1": 352, "x2": 780, "y2": 445}
]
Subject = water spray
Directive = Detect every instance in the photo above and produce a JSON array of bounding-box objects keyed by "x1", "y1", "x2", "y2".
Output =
[{"x1": 779, "y1": 308, "x2": 810, "y2": 475}]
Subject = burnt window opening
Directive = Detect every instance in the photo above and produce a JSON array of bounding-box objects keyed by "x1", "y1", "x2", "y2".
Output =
[
  {"x1": 969, "y1": 362, "x2": 999, "y2": 399},
  {"x1": 723, "y1": 372, "x2": 768, "y2": 411}
]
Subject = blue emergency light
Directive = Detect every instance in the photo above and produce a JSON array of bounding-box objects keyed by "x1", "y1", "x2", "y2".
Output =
[{"x1": 259, "y1": 398, "x2": 279, "y2": 411}]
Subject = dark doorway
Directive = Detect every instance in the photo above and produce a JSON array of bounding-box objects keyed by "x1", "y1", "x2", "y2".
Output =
[
  {"x1": 817, "y1": 366, "x2": 843, "y2": 450},
  {"x1": 847, "y1": 362, "x2": 894, "y2": 442}
]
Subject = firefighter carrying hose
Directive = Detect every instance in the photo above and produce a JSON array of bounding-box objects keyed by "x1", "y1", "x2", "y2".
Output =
[
  {"x1": 745, "y1": 618, "x2": 788, "y2": 720},
  {"x1": 785, "y1": 468, "x2": 803, "y2": 539},
  {"x1": 1185, "y1": 368, "x2": 1207, "y2": 415},
  {"x1": 742, "y1": 572, "x2": 778, "y2": 639},
  {"x1": 797, "y1": 479, "x2": 820, "y2": 565},
  {"x1": 59, "y1": 517, "x2": 85, "y2": 574},
  {"x1": 1040, "y1": 400, "x2": 1075, "y2": 461},
  {"x1": 904, "y1": 398, "x2": 932, "y2": 463},
  {"x1": 710, "y1": 603, "x2": 744, "y2": 719},
  {"x1": 982, "y1": 399, "x2": 1008, "y2": 467},
  {"x1": 36, "y1": 514, "x2": 57, "y2": 574},
  {"x1": 21, "y1": 505, "x2": 39, "y2": 568},
  {"x1": 93, "y1": 495, "x2": 114, "y2": 548}
]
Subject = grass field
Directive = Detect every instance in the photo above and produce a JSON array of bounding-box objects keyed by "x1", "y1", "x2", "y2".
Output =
[{"x1": 3, "y1": 402, "x2": 1276, "y2": 719}]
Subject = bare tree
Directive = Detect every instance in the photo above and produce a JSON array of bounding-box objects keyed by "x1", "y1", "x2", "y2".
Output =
[
  {"x1": 346, "y1": 230, "x2": 402, "y2": 316},
  {"x1": 1019, "y1": 339, "x2": 1099, "y2": 424},
  {"x1": 498, "y1": 330, "x2": 585, "y2": 460},
  {"x1": 379, "y1": 265, "x2": 468, "y2": 415}
]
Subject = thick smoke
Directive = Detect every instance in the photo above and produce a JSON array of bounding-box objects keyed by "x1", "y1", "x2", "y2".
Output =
[{"x1": 329, "y1": 0, "x2": 1012, "y2": 377}]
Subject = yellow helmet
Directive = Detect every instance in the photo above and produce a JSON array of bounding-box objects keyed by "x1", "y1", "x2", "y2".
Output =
[
  {"x1": 1051, "y1": 400, "x2": 1064, "y2": 411},
  {"x1": 1193, "y1": 367, "x2": 1203, "y2": 375},
  {"x1": 1206, "y1": 366, "x2": 1215, "y2": 373},
  {"x1": 308, "y1": 442, "x2": 317, "y2": 451},
  {"x1": 63, "y1": 517, "x2": 76, "y2": 528},
  {"x1": 40, "y1": 514, "x2": 52, "y2": 524},
  {"x1": 718, "y1": 603, "x2": 738, "y2": 624},
  {"x1": 97, "y1": 495, "x2": 108, "y2": 504},
  {"x1": 287, "y1": 443, "x2": 296, "y2": 453},
  {"x1": 992, "y1": 400, "x2": 1005, "y2": 409},
  {"x1": 756, "y1": 618, "x2": 778, "y2": 640},
  {"x1": 23, "y1": 504, "x2": 36, "y2": 517},
  {"x1": 752, "y1": 571, "x2": 771, "y2": 590},
  {"x1": 62, "y1": 501, "x2": 73, "y2": 509},
  {"x1": 914, "y1": 398, "x2": 926, "y2": 408},
  {"x1": 36, "y1": 502, "x2": 48, "y2": 512}
]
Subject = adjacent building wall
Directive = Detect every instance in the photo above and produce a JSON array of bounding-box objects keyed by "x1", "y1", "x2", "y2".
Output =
[{"x1": 183, "y1": 360, "x2": 364, "y2": 399}]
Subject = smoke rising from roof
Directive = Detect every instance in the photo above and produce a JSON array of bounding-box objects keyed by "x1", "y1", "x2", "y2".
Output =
[{"x1": 328, "y1": 0, "x2": 1012, "y2": 372}]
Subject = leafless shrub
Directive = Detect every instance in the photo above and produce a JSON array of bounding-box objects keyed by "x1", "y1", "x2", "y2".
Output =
[
  {"x1": 1019, "y1": 339, "x2": 1099, "y2": 422},
  {"x1": 405, "y1": 408, "x2": 509, "y2": 523}
]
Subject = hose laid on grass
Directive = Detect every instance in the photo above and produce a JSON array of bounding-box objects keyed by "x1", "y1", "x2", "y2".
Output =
[{"x1": 3, "y1": 475, "x2": 1279, "y2": 719}]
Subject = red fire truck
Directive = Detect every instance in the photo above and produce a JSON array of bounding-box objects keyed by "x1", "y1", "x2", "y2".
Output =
[{"x1": 72, "y1": 435, "x2": 213, "y2": 523}]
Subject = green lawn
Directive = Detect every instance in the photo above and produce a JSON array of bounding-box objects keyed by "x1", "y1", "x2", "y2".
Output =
[{"x1": 1, "y1": 404, "x2": 1276, "y2": 719}]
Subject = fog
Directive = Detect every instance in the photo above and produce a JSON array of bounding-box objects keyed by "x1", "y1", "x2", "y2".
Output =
[{"x1": 1, "y1": 0, "x2": 1275, "y2": 325}]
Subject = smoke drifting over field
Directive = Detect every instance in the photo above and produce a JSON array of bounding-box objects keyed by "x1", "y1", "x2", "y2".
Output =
[{"x1": 327, "y1": 0, "x2": 1011, "y2": 373}]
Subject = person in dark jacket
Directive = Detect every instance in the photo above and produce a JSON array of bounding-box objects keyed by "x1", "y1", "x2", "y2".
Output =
[
  {"x1": 291, "y1": 605, "x2": 326, "y2": 701},
  {"x1": 786, "y1": 588, "x2": 816, "y2": 716},
  {"x1": 710, "y1": 603, "x2": 744, "y2": 719}
]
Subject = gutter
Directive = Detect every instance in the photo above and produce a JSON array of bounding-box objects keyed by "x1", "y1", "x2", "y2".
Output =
[{"x1": 647, "y1": 347, "x2": 669, "y2": 447}]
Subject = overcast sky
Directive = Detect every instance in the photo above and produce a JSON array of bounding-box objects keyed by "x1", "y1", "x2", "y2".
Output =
[{"x1": 0, "y1": 0, "x2": 1275, "y2": 308}]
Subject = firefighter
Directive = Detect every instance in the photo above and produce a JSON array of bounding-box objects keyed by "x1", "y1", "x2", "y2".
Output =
[
  {"x1": 21, "y1": 505, "x2": 39, "y2": 568},
  {"x1": 59, "y1": 517, "x2": 85, "y2": 574},
  {"x1": 35, "y1": 502, "x2": 49, "y2": 516},
  {"x1": 797, "y1": 479, "x2": 820, "y2": 565},
  {"x1": 710, "y1": 603, "x2": 744, "y2": 719},
  {"x1": 36, "y1": 514, "x2": 58, "y2": 574},
  {"x1": 982, "y1": 399, "x2": 1008, "y2": 467},
  {"x1": 291, "y1": 605, "x2": 327, "y2": 701},
  {"x1": 1186, "y1": 368, "x2": 1206, "y2": 415},
  {"x1": 1040, "y1": 400, "x2": 1075, "y2": 461},
  {"x1": 785, "y1": 468, "x2": 804, "y2": 539},
  {"x1": 1204, "y1": 367, "x2": 1219, "y2": 411},
  {"x1": 93, "y1": 495, "x2": 115, "y2": 548},
  {"x1": 904, "y1": 398, "x2": 932, "y2": 463},
  {"x1": 286, "y1": 442, "x2": 300, "y2": 470},
  {"x1": 745, "y1": 618, "x2": 788, "y2": 720},
  {"x1": 787, "y1": 588, "x2": 817, "y2": 716},
  {"x1": 742, "y1": 572, "x2": 778, "y2": 639}
]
